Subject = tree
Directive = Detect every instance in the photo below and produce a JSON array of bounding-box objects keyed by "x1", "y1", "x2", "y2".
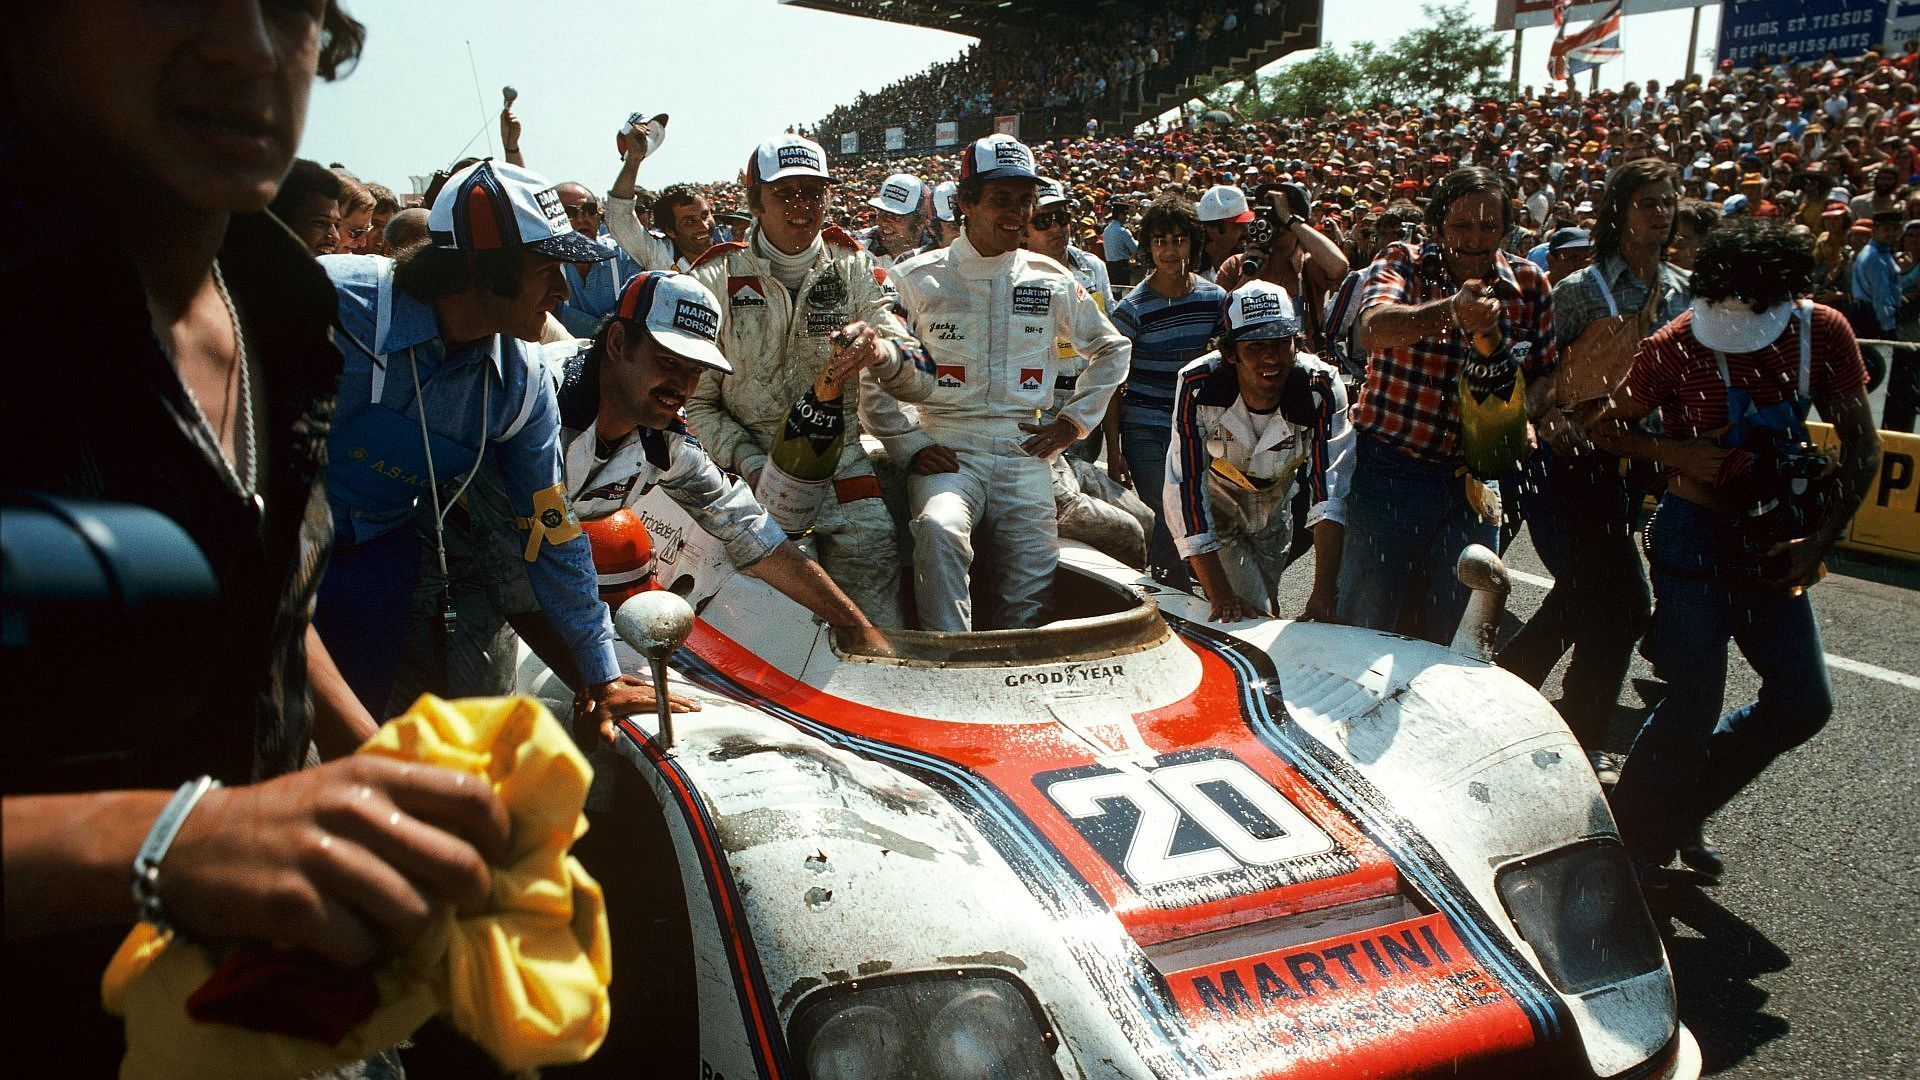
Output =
[
  {"x1": 1360, "y1": 3, "x2": 1511, "y2": 107},
  {"x1": 1263, "y1": 48, "x2": 1365, "y2": 119}
]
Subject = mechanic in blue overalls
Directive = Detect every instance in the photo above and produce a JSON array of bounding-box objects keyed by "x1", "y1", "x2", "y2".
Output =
[{"x1": 316, "y1": 159, "x2": 624, "y2": 721}]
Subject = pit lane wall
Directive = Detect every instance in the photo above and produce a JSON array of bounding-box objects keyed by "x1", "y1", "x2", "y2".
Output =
[{"x1": 1807, "y1": 423, "x2": 1920, "y2": 563}]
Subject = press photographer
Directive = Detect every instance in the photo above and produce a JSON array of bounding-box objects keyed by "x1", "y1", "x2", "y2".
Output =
[{"x1": 1590, "y1": 216, "x2": 1882, "y2": 883}]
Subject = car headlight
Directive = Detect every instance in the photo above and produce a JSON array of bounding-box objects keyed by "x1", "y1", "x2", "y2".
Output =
[
  {"x1": 791, "y1": 971, "x2": 1059, "y2": 1080},
  {"x1": 1495, "y1": 840, "x2": 1666, "y2": 995}
]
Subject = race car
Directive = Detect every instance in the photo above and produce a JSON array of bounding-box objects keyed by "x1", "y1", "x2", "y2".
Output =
[{"x1": 517, "y1": 486, "x2": 1702, "y2": 1080}]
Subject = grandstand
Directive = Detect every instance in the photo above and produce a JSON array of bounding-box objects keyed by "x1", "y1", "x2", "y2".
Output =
[{"x1": 783, "y1": 0, "x2": 1322, "y2": 157}]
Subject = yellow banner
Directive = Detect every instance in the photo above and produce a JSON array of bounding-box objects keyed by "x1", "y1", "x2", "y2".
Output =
[{"x1": 1807, "y1": 423, "x2": 1920, "y2": 562}]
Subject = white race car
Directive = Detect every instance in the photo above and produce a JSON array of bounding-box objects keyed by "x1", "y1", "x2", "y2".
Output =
[{"x1": 519, "y1": 487, "x2": 1701, "y2": 1080}]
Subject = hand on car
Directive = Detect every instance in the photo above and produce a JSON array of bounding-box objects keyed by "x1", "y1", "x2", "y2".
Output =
[
  {"x1": 1208, "y1": 590, "x2": 1271, "y2": 624},
  {"x1": 578, "y1": 675, "x2": 701, "y2": 745}
]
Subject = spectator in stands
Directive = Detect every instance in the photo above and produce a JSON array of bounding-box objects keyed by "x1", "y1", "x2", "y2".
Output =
[
  {"x1": 1111, "y1": 194, "x2": 1223, "y2": 588},
  {"x1": 1340, "y1": 166, "x2": 1566, "y2": 643},
  {"x1": 1545, "y1": 226, "x2": 1594, "y2": 283},
  {"x1": 270, "y1": 157, "x2": 345, "y2": 257}
]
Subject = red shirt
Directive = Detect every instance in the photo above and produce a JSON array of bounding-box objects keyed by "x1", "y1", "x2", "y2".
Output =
[
  {"x1": 1624, "y1": 302, "x2": 1867, "y2": 438},
  {"x1": 1352, "y1": 241, "x2": 1556, "y2": 464}
]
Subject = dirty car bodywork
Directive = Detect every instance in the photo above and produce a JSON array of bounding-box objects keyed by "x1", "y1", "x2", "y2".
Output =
[{"x1": 517, "y1": 490, "x2": 1702, "y2": 1080}]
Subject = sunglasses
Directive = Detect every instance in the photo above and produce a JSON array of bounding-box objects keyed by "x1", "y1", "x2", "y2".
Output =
[
  {"x1": 564, "y1": 202, "x2": 601, "y2": 217},
  {"x1": 1031, "y1": 211, "x2": 1071, "y2": 229}
]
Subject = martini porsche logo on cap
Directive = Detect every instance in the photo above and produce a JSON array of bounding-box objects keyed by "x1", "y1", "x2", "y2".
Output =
[
  {"x1": 533, "y1": 187, "x2": 570, "y2": 231},
  {"x1": 994, "y1": 141, "x2": 1033, "y2": 170},
  {"x1": 1239, "y1": 290, "x2": 1285, "y2": 323},
  {"x1": 673, "y1": 298, "x2": 720, "y2": 341},
  {"x1": 778, "y1": 144, "x2": 822, "y2": 171}
]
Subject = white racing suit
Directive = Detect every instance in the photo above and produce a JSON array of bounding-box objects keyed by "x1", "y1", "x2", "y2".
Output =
[
  {"x1": 1166, "y1": 351, "x2": 1353, "y2": 611},
  {"x1": 685, "y1": 226, "x2": 932, "y2": 628},
  {"x1": 1046, "y1": 245, "x2": 1148, "y2": 564},
  {"x1": 875, "y1": 236, "x2": 1130, "y2": 631}
]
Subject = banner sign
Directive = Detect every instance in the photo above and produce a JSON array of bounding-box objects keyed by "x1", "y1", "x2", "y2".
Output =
[
  {"x1": 839, "y1": 132, "x2": 858, "y2": 154},
  {"x1": 1717, "y1": 0, "x2": 1887, "y2": 68},
  {"x1": 885, "y1": 126, "x2": 906, "y2": 151},
  {"x1": 934, "y1": 121, "x2": 959, "y2": 147},
  {"x1": 1808, "y1": 422, "x2": 1920, "y2": 562},
  {"x1": 994, "y1": 114, "x2": 1020, "y2": 138}
]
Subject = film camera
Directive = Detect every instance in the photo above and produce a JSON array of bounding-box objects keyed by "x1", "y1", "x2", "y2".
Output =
[{"x1": 1240, "y1": 182, "x2": 1311, "y2": 277}]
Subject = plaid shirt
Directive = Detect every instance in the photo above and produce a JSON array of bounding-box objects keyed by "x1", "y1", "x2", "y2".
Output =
[{"x1": 1352, "y1": 240, "x2": 1556, "y2": 465}]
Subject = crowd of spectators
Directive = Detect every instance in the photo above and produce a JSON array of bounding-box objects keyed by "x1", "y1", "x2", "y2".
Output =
[{"x1": 802, "y1": 1, "x2": 1276, "y2": 149}]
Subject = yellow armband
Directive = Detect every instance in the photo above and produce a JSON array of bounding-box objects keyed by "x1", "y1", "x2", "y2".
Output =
[{"x1": 516, "y1": 483, "x2": 585, "y2": 562}]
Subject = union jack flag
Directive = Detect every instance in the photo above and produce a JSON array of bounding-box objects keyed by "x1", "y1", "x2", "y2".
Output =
[{"x1": 1549, "y1": 1, "x2": 1622, "y2": 83}]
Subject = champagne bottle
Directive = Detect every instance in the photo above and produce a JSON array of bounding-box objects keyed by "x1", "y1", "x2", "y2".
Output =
[{"x1": 755, "y1": 361, "x2": 846, "y2": 534}]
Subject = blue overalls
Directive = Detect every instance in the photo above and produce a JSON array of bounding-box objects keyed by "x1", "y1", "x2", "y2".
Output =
[{"x1": 315, "y1": 254, "x2": 618, "y2": 715}]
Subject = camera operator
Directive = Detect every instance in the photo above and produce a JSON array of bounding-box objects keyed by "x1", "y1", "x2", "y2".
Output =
[
  {"x1": 1213, "y1": 184, "x2": 1349, "y2": 353},
  {"x1": 1592, "y1": 217, "x2": 1880, "y2": 883},
  {"x1": 1, "y1": 4, "x2": 511, "y2": 1070}
]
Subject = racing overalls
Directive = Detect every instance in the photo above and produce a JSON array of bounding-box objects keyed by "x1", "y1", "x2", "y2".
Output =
[
  {"x1": 876, "y1": 235, "x2": 1131, "y2": 631},
  {"x1": 1166, "y1": 351, "x2": 1353, "y2": 611},
  {"x1": 684, "y1": 226, "x2": 932, "y2": 628},
  {"x1": 318, "y1": 255, "x2": 618, "y2": 712}
]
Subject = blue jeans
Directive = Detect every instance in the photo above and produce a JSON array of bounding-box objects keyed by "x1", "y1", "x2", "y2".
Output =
[
  {"x1": 1336, "y1": 436, "x2": 1496, "y2": 643},
  {"x1": 1609, "y1": 496, "x2": 1834, "y2": 860},
  {"x1": 1121, "y1": 418, "x2": 1191, "y2": 591}
]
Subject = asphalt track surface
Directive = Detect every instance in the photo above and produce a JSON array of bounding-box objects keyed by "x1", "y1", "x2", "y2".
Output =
[
  {"x1": 528, "y1": 526, "x2": 1920, "y2": 1080},
  {"x1": 1274, "y1": 531, "x2": 1920, "y2": 1080}
]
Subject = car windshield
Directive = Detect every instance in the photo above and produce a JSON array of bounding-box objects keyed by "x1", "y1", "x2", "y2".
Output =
[{"x1": 831, "y1": 564, "x2": 1168, "y2": 665}]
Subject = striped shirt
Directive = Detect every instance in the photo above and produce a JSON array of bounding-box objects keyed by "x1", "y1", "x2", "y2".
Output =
[
  {"x1": 1111, "y1": 277, "x2": 1229, "y2": 426},
  {"x1": 1624, "y1": 302, "x2": 1866, "y2": 438},
  {"x1": 1352, "y1": 241, "x2": 1556, "y2": 465}
]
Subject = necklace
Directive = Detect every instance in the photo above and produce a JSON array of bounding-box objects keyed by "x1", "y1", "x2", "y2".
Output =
[{"x1": 173, "y1": 262, "x2": 259, "y2": 508}]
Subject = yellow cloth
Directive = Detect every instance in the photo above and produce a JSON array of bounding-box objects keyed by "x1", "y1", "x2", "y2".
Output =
[{"x1": 103, "y1": 695, "x2": 612, "y2": 1078}]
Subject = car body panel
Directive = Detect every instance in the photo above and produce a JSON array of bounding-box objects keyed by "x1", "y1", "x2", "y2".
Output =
[{"x1": 518, "y1": 489, "x2": 1699, "y2": 1080}]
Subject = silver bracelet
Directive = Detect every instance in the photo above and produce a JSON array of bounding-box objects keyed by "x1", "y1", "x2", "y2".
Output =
[{"x1": 132, "y1": 775, "x2": 221, "y2": 933}]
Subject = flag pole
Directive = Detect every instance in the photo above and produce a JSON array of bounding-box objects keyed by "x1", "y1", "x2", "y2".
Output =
[{"x1": 1685, "y1": 3, "x2": 1702, "y2": 79}]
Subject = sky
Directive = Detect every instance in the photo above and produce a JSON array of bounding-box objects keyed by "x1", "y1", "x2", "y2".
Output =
[{"x1": 304, "y1": 0, "x2": 1726, "y2": 195}]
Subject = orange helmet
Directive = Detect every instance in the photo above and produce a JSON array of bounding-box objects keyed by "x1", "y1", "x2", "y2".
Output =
[{"x1": 581, "y1": 509, "x2": 655, "y2": 609}]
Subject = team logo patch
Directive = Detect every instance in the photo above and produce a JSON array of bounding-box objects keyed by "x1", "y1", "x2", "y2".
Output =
[
  {"x1": 728, "y1": 276, "x2": 766, "y2": 307},
  {"x1": 807, "y1": 273, "x2": 846, "y2": 308},
  {"x1": 672, "y1": 298, "x2": 720, "y2": 341},
  {"x1": 778, "y1": 145, "x2": 822, "y2": 171},
  {"x1": 1012, "y1": 284, "x2": 1051, "y2": 317},
  {"x1": 882, "y1": 181, "x2": 912, "y2": 204},
  {"x1": 1238, "y1": 290, "x2": 1285, "y2": 323},
  {"x1": 533, "y1": 187, "x2": 569, "y2": 231},
  {"x1": 579, "y1": 477, "x2": 639, "y2": 504},
  {"x1": 1019, "y1": 368, "x2": 1044, "y2": 392},
  {"x1": 806, "y1": 311, "x2": 843, "y2": 337},
  {"x1": 994, "y1": 141, "x2": 1034, "y2": 171},
  {"x1": 936, "y1": 363, "x2": 967, "y2": 388}
]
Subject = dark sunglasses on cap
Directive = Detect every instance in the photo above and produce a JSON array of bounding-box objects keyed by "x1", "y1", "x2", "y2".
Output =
[{"x1": 1030, "y1": 211, "x2": 1071, "y2": 229}]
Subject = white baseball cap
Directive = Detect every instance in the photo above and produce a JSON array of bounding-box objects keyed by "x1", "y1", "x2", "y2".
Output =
[
  {"x1": 868, "y1": 173, "x2": 927, "y2": 216},
  {"x1": 745, "y1": 134, "x2": 835, "y2": 187},
  {"x1": 613, "y1": 271, "x2": 732, "y2": 372},
  {"x1": 1197, "y1": 184, "x2": 1255, "y2": 224},
  {"x1": 931, "y1": 181, "x2": 959, "y2": 222},
  {"x1": 959, "y1": 133, "x2": 1041, "y2": 183},
  {"x1": 428, "y1": 159, "x2": 616, "y2": 263},
  {"x1": 1034, "y1": 177, "x2": 1071, "y2": 210},
  {"x1": 1221, "y1": 280, "x2": 1301, "y2": 343},
  {"x1": 1689, "y1": 297, "x2": 1794, "y2": 355}
]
